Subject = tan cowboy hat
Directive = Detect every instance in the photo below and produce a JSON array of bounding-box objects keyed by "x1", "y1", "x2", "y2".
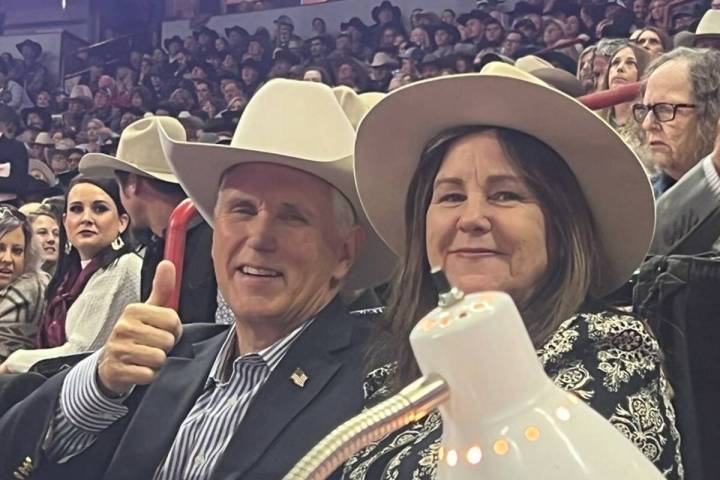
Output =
[
  {"x1": 694, "y1": 9, "x2": 720, "y2": 38},
  {"x1": 68, "y1": 85, "x2": 93, "y2": 107},
  {"x1": 332, "y1": 86, "x2": 386, "y2": 130},
  {"x1": 354, "y1": 63, "x2": 655, "y2": 296},
  {"x1": 159, "y1": 79, "x2": 397, "y2": 290},
  {"x1": 515, "y1": 55, "x2": 585, "y2": 98},
  {"x1": 79, "y1": 116, "x2": 186, "y2": 183},
  {"x1": 32, "y1": 132, "x2": 54, "y2": 146}
]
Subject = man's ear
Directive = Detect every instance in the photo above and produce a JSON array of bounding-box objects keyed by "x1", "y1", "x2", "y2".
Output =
[{"x1": 331, "y1": 225, "x2": 365, "y2": 284}]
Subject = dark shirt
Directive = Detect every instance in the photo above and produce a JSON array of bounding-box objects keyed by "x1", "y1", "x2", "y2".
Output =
[
  {"x1": 653, "y1": 172, "x2": 677, "y2": 199},
  {"x1": 140, "y1": 220, "x2": 217, "y2": 324}
]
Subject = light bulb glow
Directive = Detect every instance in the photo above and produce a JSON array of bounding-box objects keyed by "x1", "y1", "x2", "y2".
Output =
[
  {"x1": 556, "y1": 406, "x2": 571, "y2": 421},
  {"x1": 446, "y1": 449, "x2": 458, "y2": 466},
  {"x1": 438, "y1": 446, "x2": 445, "y2": 461},
  {"x1": 467, "y1": 446, "x2": 482, "y2": 464},
  {"x1": 567, "y1": 392, "x2": 580, "y2": 405},
  {"x1": 524, "y1": 426, "x2": 541, "y2": 442},
  {"x1": 493, "y1": 439, "x2": 509, "y2": 456}
]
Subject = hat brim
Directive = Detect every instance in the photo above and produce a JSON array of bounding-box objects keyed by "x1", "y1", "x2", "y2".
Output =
[
  {"x1": 79, "y1": 153, "x2": 179, "y2": 183},
  {"x1": 355, "y1": 71, "x2": 654, "y2": 296},
  {"x1": 159, "y1": 130, "x2": 397, "y2": 290}
]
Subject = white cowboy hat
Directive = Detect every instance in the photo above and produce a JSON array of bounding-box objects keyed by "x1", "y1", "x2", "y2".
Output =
[
  {"x1": 332, "y1": 86, "x2": 386, "y2": 130},
  {"x1": 79, "y1": 116, "x2": 186, "y2": 183},
  {"x1": 159, "y1": 79, "x2": 397, "y2": 290},
  {"x1": 695, "y1": 9, "x2": 720, "y2": 38},
  {"x1": 354, "y1": 63, "x2": 655, "y2": 296},
  {"x1": 515, "y1": 55, "x2": 585, "y2": 97}
]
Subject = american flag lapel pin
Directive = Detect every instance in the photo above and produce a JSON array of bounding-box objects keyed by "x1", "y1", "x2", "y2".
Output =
[{"x1": 290, "y1": 368, "x2": 309, "y2": 388}]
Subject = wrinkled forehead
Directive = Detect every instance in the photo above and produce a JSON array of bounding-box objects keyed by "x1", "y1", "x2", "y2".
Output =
[{"x1": 217, "y1": 162, "x2": 338, "y2": 207}]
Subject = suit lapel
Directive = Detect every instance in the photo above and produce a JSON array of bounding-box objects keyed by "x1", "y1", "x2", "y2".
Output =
[
  {"x1": 104, "y1": 327, "x2": 229, "y2": 480},
  {"x1": 211, "y1": 299, "x2": 353, "y2": 479}
]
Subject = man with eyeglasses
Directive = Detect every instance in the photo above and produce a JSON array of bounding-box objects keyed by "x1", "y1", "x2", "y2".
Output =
[
  {"x1": 640, "y1": 47, "x2": 720, "y2": 255},
  {"x1": 635, "y1": 47, "x2": 720, "y2": 198}
]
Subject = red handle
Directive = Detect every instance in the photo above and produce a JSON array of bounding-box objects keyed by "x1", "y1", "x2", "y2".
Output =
[
  {"x1": 577, "y1": 82, "x2": 641, "y2": 111},
  {"x1": 163, "y1": 198, "x2": 199, "y2": 312}
]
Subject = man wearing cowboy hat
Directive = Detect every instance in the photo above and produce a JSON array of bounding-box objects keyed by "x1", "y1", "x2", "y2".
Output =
[
  {"x1": 0, "y1": 80, "x2": 396, "y2": 479},
  {"x1": 79, "y1": 116, "x2": 218, "y2": 325},
  {"x1": 62, "y1": 85, "x2": 93, "y2": 134},
  {"x1": 15, "y1": 39, "x2": 48, "y2": 100},
  {"x1": 693, "y1": 9, "x2": 720, "y2": 49}
]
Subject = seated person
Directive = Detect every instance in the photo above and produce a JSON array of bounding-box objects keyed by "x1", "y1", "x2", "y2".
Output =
[
  {"x1": 0, "y1": 177, "x2": 141, "y2": 374},
  {"x1": 341, "y1": 64, "x2": 682, "y2": 479},
  {"x1": 0, "y1": 79, "x2": 396, "y2": 478},
  {"x1": 0, "y1": 205, "x2": 47, "y2": 361}
]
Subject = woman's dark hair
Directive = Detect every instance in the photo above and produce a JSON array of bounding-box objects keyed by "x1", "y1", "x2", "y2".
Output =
[
  {"x1": 373, "y1": 126, "x2": 600, "y2": 392},
  {"x1": 45, "y1": 175, "x2": 133, "y2": 301},
  {"x1": 302, "y1": 65, "x2": 334, "y2": 85}
]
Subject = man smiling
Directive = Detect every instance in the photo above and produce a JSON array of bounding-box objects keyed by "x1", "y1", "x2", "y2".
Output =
[{"x1": 0, "y1": 80, "x2": 396, "y2": 479}]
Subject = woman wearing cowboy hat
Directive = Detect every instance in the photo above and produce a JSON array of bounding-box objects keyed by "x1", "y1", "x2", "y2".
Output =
[{"x1": 341, "y1": 63, "x2": 683, "y2": 479}]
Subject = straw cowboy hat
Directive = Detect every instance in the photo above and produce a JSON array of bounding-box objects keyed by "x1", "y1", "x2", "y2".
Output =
[
  {"x1": 32, "y1": 132, "x2": 54, "y2": 146},
  {"x1": 354, "y1": 63, "x2": 654, "y2": 296},
  {"x1": 694, "y1": 9, "x2": 720, "y2": 40},
  {"x1": 515, "y1": 55, "x2": 585, "y2": 97},
  {"x1": 79, "y1": 116, "x2": 186, "y2": 183},
  {"x1": 28, "y1": 159, "x2": 58, "y2": 186},
  {"x1": 159, "y1": 79, "x2": 397, "y2": 290}
]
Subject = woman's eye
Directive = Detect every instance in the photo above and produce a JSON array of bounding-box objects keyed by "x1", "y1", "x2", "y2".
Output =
[
  {"x1": 12, "y1": 247, "x2": 23, "y2": 256},
  {"x1": 69, "y1": 206, "x2": 82, "y2": 213},
  {"x1": 490, "y1": 191, "x2": 523, "y2": 202},
  {"x1": 438, "y1": 193, "x2": 466, "y2": 203},
  {"x1": 93, "y1": 205, "x2": 109, "y2": 214}
]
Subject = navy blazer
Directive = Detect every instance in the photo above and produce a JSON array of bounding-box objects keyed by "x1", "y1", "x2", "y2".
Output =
[
  {"x1": 650, "y1": 157, "x2": 720, "y2": 256},
  {"x1": 0, "y1": 298, "x2": 377, "y2": 479}
]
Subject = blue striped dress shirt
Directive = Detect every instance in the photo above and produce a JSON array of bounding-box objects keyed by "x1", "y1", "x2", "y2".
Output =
[{"x1": 46, "y1": 320, "x2": 313, "y2": 479}]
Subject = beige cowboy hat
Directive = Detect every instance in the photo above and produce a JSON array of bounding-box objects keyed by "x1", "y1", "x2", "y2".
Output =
[
  {"x1": 354, "y1": 63, "x2": 655, "y2": 296},
  {"x1": 515, "y1": 55, "x2": 585, "y2": 98},
  {"x1": 32, "y1": 132, "x2": 54, "y2": 146},
  {"x1": 159, "y1": 79, "x2": 397, "y2": 290},
  {"x1": 332, "y1": 86, "x2": 386, "y2": 130},
  {"x1": 79, "y1": 116, "x2": 186, "y2": 183},
  {"x1": 694, "y1": 9, "x2": 720, "y2": 39}
]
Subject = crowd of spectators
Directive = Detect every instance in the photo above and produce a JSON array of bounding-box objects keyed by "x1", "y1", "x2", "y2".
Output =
[
  {"x1": 0, "y1": 0, "x2": 714, "y2": 186},
  {"x1": 2, "y1": 0, "x2": 720, "y2": 478}
]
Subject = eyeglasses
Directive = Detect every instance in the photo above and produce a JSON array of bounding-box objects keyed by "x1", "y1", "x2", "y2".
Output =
[
  {"x1": 0, "y1": 205, "x2": 26, "y2": 222},
  {"x1": 632, "y1": 103, "x2": 696, "y2": 123}
]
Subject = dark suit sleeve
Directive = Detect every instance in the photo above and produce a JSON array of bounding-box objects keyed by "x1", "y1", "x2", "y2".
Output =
[
  {"x1": 650, "y1": 156, "x2": 720, "y2": 256},
  {"x1": 0, "y1": 371, "x2": 66, "y2": 478},
  {"x1": 0, "y1": 138, "x2": 29, "y2": 196}
]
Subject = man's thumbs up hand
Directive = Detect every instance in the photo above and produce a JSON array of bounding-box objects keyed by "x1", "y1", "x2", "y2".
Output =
[{"x1": 98, "y1": 261, "x2": 183, "y2": 396}]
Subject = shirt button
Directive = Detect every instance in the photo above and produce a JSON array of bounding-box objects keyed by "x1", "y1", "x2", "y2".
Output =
[{"x1": 194, "y1": 454, "x2": 205, "y2": 466}]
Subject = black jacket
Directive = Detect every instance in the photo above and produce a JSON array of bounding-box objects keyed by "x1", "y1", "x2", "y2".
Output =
[
  {"x1": 0, "y1": 135, "x2": 28, "y2": 197},
  {"x1": 141, "y1": 220, "x2": 217, "y2": 324},
  {"x1": 0, "y1": 298, "x2": 378, "y2": 479}
]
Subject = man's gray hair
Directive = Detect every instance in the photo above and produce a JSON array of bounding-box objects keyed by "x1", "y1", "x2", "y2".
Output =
[
  {"x1": 643, "y1": 47, "x2": 720, "y2": 162},
  {"x1": 595, "y1": 38, "x2": 628, "y2": 57},
  {"x1": 331, "y1": 188, "x2": 357, "y2": 237}
]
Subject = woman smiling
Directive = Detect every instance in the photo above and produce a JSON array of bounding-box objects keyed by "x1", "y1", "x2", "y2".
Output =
[
  {"x1": 0, "y1": 177, "x2": 141, "y2": 374},
  {"x1": 0, "y1": 205, "x2": 47, "y2": 362},
  {"x1": 342, "y1": 64, "x2": 682, "y2": 479}
]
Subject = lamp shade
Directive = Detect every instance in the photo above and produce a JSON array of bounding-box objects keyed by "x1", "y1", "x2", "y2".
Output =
[{"x1": 409, "y1": 291, "x2": 665, "y2": 479}]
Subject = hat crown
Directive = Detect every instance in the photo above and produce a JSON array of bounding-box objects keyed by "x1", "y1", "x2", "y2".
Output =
[
  {"x1": 697, "y1": 9, "x2": 720, "y2": 35},
  {"x1": 115, "y1": 116, "x2": 186, "y2": 175},
  {"x1": 230, "y1": 79, "x2": 355, "y2": 162}
]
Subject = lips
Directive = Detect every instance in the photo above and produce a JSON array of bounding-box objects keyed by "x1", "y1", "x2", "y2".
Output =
[
  {"x1": 449, "y1": 248, "x2": 503, "y2": 258},
  {"x1": 239, "y1": 264, "x2": 283, "y2": 278},
  {"x1": 43, "y1": 246, "x2": 56, "y2": 253}
]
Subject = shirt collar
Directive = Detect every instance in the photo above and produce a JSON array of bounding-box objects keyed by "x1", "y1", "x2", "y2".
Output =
[{"x1": 206, "y1": 318, "x2": 315, "y2": 388}]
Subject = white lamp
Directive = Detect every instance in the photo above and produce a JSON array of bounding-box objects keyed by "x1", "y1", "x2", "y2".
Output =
[
  {"x1": 410, "y1": 289, "x2": 665, "y2": 479},
  {"x1": 284, "y1": 278, "x2": 666, "y2": 480}
]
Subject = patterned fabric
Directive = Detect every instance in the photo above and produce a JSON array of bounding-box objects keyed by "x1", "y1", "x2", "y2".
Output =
[
  {"x1": 341, "y1": 311, "x2": 684, "y2": 480},
  {"x1": 0, "y1": 273, "x2": 48, "y2": 361}
]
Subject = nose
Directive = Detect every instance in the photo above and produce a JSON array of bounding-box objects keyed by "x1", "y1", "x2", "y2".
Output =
[
  {"x1": 80, "y1": 209, "x2": 95, "y2": 225},
  {"x1": 245, "y1": 213, "x2": 277, "y2": 252},
  {"x1": 0, "y1": 249, "x2": 12, "y2": 264},
  {"x1": 457, "y1": 197, "x2": 492, "y2": 235},
  {"x1": 641, "y1": 107, "x2": 660, "y2": 132}
]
